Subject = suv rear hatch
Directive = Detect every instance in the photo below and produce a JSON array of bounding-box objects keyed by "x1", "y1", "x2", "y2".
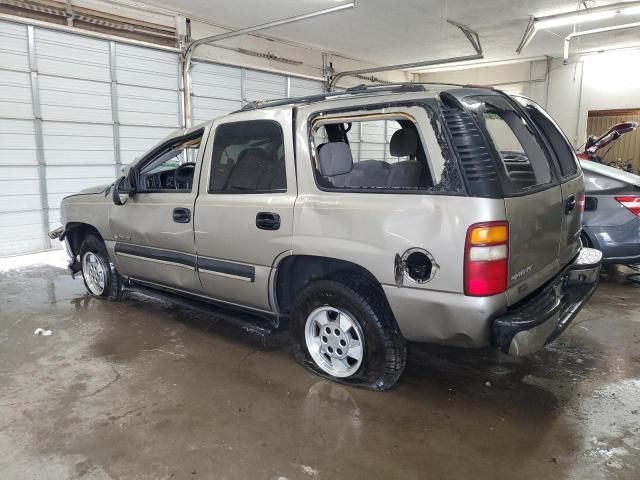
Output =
[{"x1": 441, "y1": 90, "x2": 583, "y2": 305}]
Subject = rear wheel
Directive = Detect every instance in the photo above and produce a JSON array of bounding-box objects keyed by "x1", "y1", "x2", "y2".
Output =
[
  {"x1": 79, "y1": 234, "x2": 124, "y2": 301},
  {"x1": 290, "y1": 278, "x2": 406, "y2": 390}
]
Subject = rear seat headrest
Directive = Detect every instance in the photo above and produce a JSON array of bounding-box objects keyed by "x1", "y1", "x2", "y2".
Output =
[
  {"x1": 317, "y1": 142, "x2": 353, "y2": 177},
  {"x1": 390, "y1": 128, "x2": 418, "y2": 157}
]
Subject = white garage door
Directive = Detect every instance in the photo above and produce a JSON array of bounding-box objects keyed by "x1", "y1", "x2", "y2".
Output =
[
  {"x1": 190, "y1": 60, "x2": 324, "y2": 123},
  {"x1": 0, "y1": 18, "x2": 324, "y2": 257},
  {"x1": 0, "y1": 19, "x2": 181, "y2": 257}
]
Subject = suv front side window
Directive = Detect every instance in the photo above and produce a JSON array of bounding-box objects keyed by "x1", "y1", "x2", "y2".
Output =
[
  {"x1": 137, "y1": 134, "x2": 202, "y2": 192},
  {"x1": 209, "y1": 120, "x2": 286, "y2": 194}
]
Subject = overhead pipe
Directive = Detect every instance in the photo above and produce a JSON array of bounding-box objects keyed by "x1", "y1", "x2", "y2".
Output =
[
  {"x1": 181, "y1": 2, "x2": 357, "y2": 127},
  {"x1": 328, "y1": 54, "x2": 483, "y2": 90},
  {"x1": 328, "y1": 20, "x2": 483, "y2": 90},
  {"x1": 563, "y1": 21, "x2": 640, "y2": 63}
]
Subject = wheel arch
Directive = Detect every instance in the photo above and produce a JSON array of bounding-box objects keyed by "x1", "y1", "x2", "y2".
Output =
[
  {"x1": 274, "y1": 254, "x2": 388, "y2": 315},
  {"x1": 64, "y1": 222, "x2": 104, "y2": 259}
]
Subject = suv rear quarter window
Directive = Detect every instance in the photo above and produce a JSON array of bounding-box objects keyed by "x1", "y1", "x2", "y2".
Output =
[{"x1": 309, "y1": 107, "x2": 463, "y2": 194}]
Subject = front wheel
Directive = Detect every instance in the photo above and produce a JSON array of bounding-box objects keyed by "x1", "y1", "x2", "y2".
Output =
[
  {"x1": 290, "y1": 278, "x2": 406, "y2": 390},
  {"x1": 79, "y1": 234, "x2": 124, "y2": 301}
]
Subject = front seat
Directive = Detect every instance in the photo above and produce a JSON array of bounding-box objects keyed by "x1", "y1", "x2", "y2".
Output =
[{"x1": 388, "y1": 128, "x2": 423, "y2": 188}]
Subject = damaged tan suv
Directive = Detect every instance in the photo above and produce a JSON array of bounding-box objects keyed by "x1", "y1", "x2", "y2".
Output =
[{"x1": 51, "y1": 84, "x2": 602, "y2": 390}]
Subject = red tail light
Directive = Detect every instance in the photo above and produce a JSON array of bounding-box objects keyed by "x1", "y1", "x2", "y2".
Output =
[
  {"x1": 614, "y1": 196, "x2": 640, "y2": 216},
  {"x1": 464, "y1": 221, "x2": 509, "y2": 296}
]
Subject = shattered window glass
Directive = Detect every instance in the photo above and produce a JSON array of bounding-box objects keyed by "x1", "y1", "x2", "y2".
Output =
[{"x1": 310, "y1": 105, "x2": 463, "y2": 194}]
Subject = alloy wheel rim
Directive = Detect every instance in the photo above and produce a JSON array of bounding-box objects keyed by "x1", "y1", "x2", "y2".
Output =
[
  {"x1": 304, "y1": 306, "x2": 364, "y2": 378},
  {"x1": 82, "y1": 251, "x2": 106, "y2": 296}
]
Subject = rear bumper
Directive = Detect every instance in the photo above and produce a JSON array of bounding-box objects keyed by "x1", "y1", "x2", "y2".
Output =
[{"x1": 490, "y1": 247, "x2": 602, "y2": 356}]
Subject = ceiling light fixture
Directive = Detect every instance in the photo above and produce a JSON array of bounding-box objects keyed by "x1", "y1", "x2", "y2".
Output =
[
  {"x1": 516, "y1": 1, "x2": 640, "y2": 53},
  {"x1": 535, "y1": 10, "x2": 616, "y2": 29}
]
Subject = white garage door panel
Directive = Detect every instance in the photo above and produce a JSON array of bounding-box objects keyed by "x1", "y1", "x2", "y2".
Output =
[
  {"x1": 0, "y1": 22, "x2": 29, "y2": 72},
  {"x1": 192, "y1": 97, "x2": 241, "y2": 124},
  {"x1": 0, "y1": 119, "x2": 37, "y2": 165},
  {"x1": 245, "y1": 70, "x2": 287, "y2": 102},
  {"x1": 0, "y1": 193, "x2": 41, "y2": 211},
  {"x1": 1, "y1": 217, "x2": 42, "y2": 238},
  {"x1": 46, "y1": 176, "x2": 113, "y2": 210},
  {"x1": 46, "y1": 165, "x2": 114, "y2": 179},
  {"x1": 361, "y1": 121, "x2": 387, "y2": 144},
  {"x1": 192, "y1": 62, "x2": 242, "y2": 100},
  {"x1": 290, "y1": 78, "x2": 324, "y2": 97},
  {"x1": 35, "y1": 29, "x2": 110, "y2": 82},
  {"x1": 0, "y1": 209, "x2": 41, "y2": 229},
  {"x1": 48, "y1": 208, "x2": 60, "y2": 228},
  {"x1": 119, "y1": 125, "x2": 173, "y2": 164},
  {"x1": 2, "y1": 236, "x2": 45, "y2": 255},
  {"x1": 117, "y1": 84, "x2": 179, "y2": 127},
  {"x1": 42, "y1": 122, "x2": 114, "y2": 165},
  {"x1": 1, "y1": 218, "x2": 45, "y2": 254},
  {"x1": 360, "y1": 143, "x2": 386, "y2": 161},
  {"x1": 39, "y1": 75, "x2": 112, "y2": 123},
  {"x1": 0, "y1": 69, "x2": 33, "y2": 120},
  {"x1": 116, "y1": 44, "x2": 178, "y2": 90},
  {"x1": 1, "y1": 165, "x2": 39, "y2": 180},
  {"x1": 47, "y1": 176, "x2": 111, "y2": 194},
  {"x1": 0, "y1": 178, "x2": 39, "y2": 196}
]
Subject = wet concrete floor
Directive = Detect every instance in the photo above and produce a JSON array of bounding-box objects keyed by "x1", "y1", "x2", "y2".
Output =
[{"x1": 1, "y1": 261, "x2": 639, "y2": 479}]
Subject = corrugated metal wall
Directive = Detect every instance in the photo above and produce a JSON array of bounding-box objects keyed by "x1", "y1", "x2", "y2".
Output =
[
  {"x1": 587, "y1": 110, "x2": 640, "y2": 173},
  {"x1": 0, "y1": 21, "x2": 43, "y2": 255},
  {"x1": 0, "y1": 19, "x2": 326, "y2": 257}
]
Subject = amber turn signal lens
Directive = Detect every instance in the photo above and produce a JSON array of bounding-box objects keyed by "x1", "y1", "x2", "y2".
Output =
[{"x1": 469, "y1": 225, "x2": 508, "y2": 245}]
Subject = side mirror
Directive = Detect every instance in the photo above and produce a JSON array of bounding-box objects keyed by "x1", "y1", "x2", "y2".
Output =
[{"x1": 112, "y1": 176, "x2": 130, "y2": 206}]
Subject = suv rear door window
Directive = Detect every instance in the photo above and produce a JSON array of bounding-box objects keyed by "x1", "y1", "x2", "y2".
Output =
[
  {"x1": 209, "y1": 120, "x2": 286, "y2": 193},
  {"x1": 473, "y1": 96, "x2": 553, "y2": 191}
]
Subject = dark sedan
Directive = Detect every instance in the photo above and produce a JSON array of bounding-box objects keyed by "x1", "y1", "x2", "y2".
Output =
[{"x1": 581, "y1": 160, "x2": 640, "y2": 265}]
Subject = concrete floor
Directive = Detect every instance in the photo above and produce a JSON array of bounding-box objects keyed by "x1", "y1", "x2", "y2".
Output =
[{"x1": 1, "y1": 256, "x2": 639, "y2": 480}]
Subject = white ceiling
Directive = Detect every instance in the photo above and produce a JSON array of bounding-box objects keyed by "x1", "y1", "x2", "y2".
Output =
[{"x1": 137, "y1": 0, "x2": 640, "y2": 65}]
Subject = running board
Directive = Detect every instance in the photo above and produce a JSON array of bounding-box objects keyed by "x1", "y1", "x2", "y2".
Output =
[{"x1": 129, "y1": 282, "x2": 283, "y2": 336}]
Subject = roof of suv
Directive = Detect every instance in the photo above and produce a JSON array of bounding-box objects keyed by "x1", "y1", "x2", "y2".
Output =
[{"x1": 235, "y1": 82, "x2": 467, "y2": 113}]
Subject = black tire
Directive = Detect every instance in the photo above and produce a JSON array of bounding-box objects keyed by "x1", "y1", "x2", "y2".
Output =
[
  {"x1": 79, "y1": 234, "x2": 124, "y2": 301},
  {"x1": 290, "y1": 277, "x2": 407, "y2": 391}
]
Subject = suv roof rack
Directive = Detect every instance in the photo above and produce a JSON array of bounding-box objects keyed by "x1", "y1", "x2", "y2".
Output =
[{"x1": 237, "y1": 82, "x2": 464, "y2": 112}]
